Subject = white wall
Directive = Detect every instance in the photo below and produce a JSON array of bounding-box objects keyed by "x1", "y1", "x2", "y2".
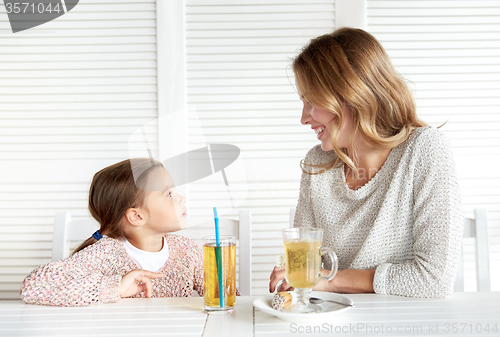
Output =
[
  {"x1": 0, "y1": 0, "x2": 158, "y2": 298},
  {"x1": 0, "y1": 0, "x2": 498, "y2": 299},
  {"x1": 367, "y1": 0, "x2": 500, "y2": 292}
]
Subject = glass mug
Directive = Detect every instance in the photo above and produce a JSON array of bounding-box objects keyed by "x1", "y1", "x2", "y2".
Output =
[
  {"x1": 282, "y1": 228, "x2": 338, "y2": 313},
  {"x1": 203, "y1": 235, "x2": 236, "y2": 313}
]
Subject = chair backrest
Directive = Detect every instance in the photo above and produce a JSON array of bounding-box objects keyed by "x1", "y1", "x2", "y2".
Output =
[
  {"x1": 52, "y1": 212, "x2": 100, "y2": 262},
  {"x1": 454, "y1": 209, "x2": 491, "y2": 292},
  {"x1": 177, "y1": 210, "x2": 252, "y2": 296},
  {"x1": 290, "y1": 207, "x2": 491, "y2": 292}
]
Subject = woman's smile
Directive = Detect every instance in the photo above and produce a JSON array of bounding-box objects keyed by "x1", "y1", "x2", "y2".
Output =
[{"x1": 313, "y1": 125, "x2": 326, "y2": 140}]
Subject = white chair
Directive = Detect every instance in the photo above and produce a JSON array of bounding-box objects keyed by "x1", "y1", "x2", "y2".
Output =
[
  {"x1": 454, "y1": 209, "x2": 491, "y2": 292},
  {"x1": 52, "y1": 210, "x2": 253, "y2": 296},
  {"x1": 52, "y1": 212, "x2": 99, "y2": 262},
  {"x1": 177, "y1": 210, "x2": 252, "y2": 296},
  {"x1": 289, "y1": 207, "x2": 491, "y2": 292}
]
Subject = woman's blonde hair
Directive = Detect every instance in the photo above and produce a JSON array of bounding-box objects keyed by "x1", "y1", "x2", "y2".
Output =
[
  {"x1": 72, "y1": 158, "x2": 163, "y2": 254},
  {"x1": 293, "y1": 27, "x2": 427, "y2": 177}
]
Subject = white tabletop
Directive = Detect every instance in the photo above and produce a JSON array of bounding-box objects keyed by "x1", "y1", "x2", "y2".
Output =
[
  {"x1": 1, "y1": 292, "x2": 499, "y2": 337},
  {"x1": 254, "y1": 292, "x2": 500, "y2": 336}
]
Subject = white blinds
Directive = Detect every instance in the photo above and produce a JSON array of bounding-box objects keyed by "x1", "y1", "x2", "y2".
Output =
[
  {"x1": 0, "y1": 0, "x2": 157, "y2": 299},
  {"x1": 2, "y1": 0, "x2": 497, "y2": 299},
  {"x1": 185, "y1": 0, "x2": 335, "y2": 295},
  {"x1": 367, "y1": 0, "x2": 500, "y2": 291}
]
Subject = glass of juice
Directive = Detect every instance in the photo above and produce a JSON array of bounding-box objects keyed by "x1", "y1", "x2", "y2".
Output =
[
  {"x1": 282, "y1": 228, "x2": 338, "y2": 313},
  {"x1": 203, "y1": 235, "x2": 236, "y2": 313}
]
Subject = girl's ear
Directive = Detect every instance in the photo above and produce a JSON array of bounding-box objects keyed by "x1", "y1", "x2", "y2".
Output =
[{"x1": 124, "y1": 208, "x2": 146, "y2": 227}]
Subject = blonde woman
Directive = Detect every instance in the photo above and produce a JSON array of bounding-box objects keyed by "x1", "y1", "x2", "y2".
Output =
[{"x1": 269, "y1": 28, "x2": 464, "y2": 298}]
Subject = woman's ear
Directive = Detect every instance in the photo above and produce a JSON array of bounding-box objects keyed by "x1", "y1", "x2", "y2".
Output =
[{"x1": 124, "y1": 208, "x2": 146, "y2": 228}]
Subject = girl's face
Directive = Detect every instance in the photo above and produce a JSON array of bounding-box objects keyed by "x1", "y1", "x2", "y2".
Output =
[
  {"x1": 143, "y1": 169, "x2": 187, "y2": 233},
  {"x1": 298, "y1": 90, "x2": 354, "y2": 151}
]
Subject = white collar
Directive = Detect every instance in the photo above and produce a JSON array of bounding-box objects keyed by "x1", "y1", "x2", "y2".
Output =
[{"x1": 122, "y1": 236, "x2": 169, "y2": 272}]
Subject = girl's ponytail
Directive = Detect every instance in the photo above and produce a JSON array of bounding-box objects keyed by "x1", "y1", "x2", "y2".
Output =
[{"x1": 73, "y1": 237, "x2": 97, "y2": 255}]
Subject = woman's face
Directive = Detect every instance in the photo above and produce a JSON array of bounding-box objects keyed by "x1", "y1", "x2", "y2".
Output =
[{"x1": 298, "y1": 90, "x2": 354, "y2": 151}]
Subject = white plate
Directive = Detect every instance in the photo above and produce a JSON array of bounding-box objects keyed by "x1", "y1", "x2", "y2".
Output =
[{"x1": 253, "y1": 291, "x2": 353, "y2": 323}]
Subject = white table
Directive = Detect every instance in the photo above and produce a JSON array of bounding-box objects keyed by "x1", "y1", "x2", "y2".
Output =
[
  {"x1": 1, "y1": 293, "x2": 499, "y2": 337},
  {"x1": 254, "y1": 292, "x2": 500, "y2": 336}
]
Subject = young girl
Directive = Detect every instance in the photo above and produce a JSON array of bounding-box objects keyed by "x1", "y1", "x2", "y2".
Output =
[
  {"x1": 269, "y1": 27, "x2": 464, "y2": 298},
  {"x1": 21, "y1": 158, "x2": 203, "y2": 306}
]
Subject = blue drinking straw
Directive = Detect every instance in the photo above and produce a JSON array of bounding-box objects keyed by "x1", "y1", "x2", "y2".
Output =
[{"x1": 213, "y1": 207, "x2": 224, "y2": 308}]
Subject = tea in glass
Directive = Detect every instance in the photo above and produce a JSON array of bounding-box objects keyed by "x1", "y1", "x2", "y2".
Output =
[
  {"x1": 282, "y1": 228, "x2": 338, "y2": 313},
  {"x1": 203, "y1": 235, "x2": 236, "y2": 313},
  {"x1": 284, "y1": 240, "x2": 322, "y2": 289}
]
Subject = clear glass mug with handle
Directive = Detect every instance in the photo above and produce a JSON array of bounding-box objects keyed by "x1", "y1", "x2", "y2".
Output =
[{"x1": 282, "y1": 227, "x2": 338, "y2": 313}]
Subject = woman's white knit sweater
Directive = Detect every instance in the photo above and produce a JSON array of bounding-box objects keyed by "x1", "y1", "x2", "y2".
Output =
[{"x1": 294, "y1": 126, "x2": 464, "y2": 298}]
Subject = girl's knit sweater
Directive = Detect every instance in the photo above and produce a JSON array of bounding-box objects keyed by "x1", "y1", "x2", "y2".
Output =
[{"x1": 21, "y1": 234, "x2": 203, "y2": 306}]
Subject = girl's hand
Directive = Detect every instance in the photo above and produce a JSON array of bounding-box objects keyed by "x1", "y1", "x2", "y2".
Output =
[
  {"x1": 269, "y1": 266, "x2": 294, "y2": 293},
  {"x1": 119, "y1": 270, "x2": 165, "y2": 298}
]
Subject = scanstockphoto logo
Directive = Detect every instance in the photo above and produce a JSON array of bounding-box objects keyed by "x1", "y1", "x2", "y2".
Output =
[
  {"x1": 128, "y1": 109, "x2": 249, "y2": 227},
  {"x1": 4, "y1": 0, "x2": 79, "y2": 33}
]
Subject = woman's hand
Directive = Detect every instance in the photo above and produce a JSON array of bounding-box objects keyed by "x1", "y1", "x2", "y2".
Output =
[
  {"x1": 119, "y1": 270, "x2": 165, "y2": 298},
  {"x1": 269, "y1": 268, "x2": 376, "y2": 294},
  {"x1": 269, "y1": 266, "x2": 293, "y2": 293},
  {"x1": 269, "y1": 267, "x2": 333, "y2": 293},
  {"x1": 317, "y1": 269, "x2": 376, "y2": 294},
  {"x1": 311, "y1": 269, "x2": 337, "y2": 292}
]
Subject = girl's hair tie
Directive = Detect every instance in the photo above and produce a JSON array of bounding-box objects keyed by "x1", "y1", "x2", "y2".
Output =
[{"x1": 92, "y1": 230, "x2": 103, "y2": 241}]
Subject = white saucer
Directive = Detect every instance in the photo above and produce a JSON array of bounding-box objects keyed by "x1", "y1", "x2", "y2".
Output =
[{"x1": 253, "y1": 291, "x2": 353, "y2": 322}]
